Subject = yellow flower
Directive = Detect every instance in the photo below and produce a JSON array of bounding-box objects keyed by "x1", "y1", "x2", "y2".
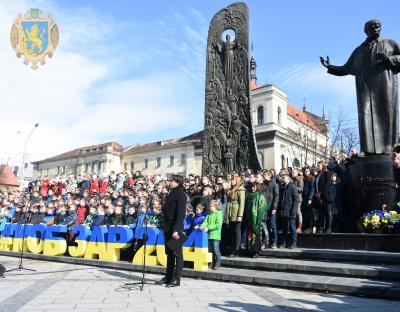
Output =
[
  {"x1": 370, "y1": 215, "x2": 380, "y2": 226},
  {"x1": 390, "y1": 211, "x2": 400, "y2": 221}
]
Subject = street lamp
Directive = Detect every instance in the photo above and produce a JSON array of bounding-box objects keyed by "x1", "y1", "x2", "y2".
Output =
[{"x1": 18, "y1": 123, "x2": 39, "y2": 191}]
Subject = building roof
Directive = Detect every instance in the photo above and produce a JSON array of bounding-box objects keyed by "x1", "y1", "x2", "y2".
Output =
[
  {"x1": 287, "y1": 104, "x2": 319, "y2": 131},
  {"x1": 34, "y1": 142, "x2": 123, "y2": 163},
  {"x1": 0, "y1": 165, "x2": 20, "y2": 187},
  {"x1": 250, "y1": 81, "x2": 258, "y2": 90},
  {"x1": 124, "y1": 131, "x2": 203, "y2": 154},
  {"x1": 303, "y1": 110, "x2": 328, "y2": 134}
]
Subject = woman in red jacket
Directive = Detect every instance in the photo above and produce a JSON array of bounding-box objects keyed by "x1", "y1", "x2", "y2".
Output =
[
  {"x1": 39, "y1": 179, "x2": 49, "y2": 198},
  {"x1": 76, "y1": 199, "x2": 88, "y2": 224},
  {"x1": 99, "y1": 177, "x2": 109, "y2": 197},
  {"x1": 89, "y1": 175, "x2": 99, "y2": 195}
]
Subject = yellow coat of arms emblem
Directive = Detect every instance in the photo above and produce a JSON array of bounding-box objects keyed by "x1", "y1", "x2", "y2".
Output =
[{"x1": 10, "y1": 9, "x2": 59, "y2": 70}]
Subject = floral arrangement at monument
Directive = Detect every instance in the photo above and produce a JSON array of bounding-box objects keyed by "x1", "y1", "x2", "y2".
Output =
[{"x1": 360, "y1": 209, "x2": 400, "y2": 233}]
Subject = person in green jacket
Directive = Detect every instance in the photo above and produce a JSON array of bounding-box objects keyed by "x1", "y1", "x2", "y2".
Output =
[
  {"x1": 246, "y1": 182, "x2": 268, "y2": 258},
  {"x1": 201, "y1": 199, "x2": 223, "y2": 270}
]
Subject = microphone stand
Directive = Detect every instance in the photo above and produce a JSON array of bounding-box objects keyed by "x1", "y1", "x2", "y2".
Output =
[
  {"x1": 7, "y1": 210, "x2": 37, "y2": 273},
  {"x1": 125, "y1": 212, "x2": 149, "y2": 291},
  {"x1": 139, "y1": 213, "x2": 149, "y2": 291}
]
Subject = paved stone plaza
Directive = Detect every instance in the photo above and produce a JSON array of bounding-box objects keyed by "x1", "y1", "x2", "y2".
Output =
[{"x1": 0, "y1": 256, "x2": 398, "y2": 312}]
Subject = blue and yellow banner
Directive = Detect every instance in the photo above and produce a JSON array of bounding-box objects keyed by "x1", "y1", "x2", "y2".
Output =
[{"x1": 0, "y1": 224, "x2": 212, "y2": 271}]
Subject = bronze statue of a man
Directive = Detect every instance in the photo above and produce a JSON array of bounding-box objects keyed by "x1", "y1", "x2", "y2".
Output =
[{"x1": 321, "y1": 20, "x2": 400, "y2": 154}]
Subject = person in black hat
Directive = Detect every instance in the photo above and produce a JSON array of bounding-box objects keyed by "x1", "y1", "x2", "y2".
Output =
[{"x1": 157, "y1": 174, "x2": 186, "y2": 287}]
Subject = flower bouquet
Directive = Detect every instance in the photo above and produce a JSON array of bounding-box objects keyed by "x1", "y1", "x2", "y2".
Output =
[{"x1": 360, "y1": 210, "x2": 400, "y2": 234}]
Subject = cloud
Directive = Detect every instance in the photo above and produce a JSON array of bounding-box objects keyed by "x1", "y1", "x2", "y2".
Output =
[
  {"x1": 269, "y1": 62, "x2": 357, "y2": 118},
  {"x1": 0, "y1": 0, "x2": 205, "y2": 169}
]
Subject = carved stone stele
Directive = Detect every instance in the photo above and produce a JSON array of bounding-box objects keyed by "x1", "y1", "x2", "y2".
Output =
[{"x1": 202, "y1": 2, "x2": 260, "y2": 176}]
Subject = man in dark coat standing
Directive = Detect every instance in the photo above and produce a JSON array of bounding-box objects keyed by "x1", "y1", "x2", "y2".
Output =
[
  {"x1": 262, "y1": 171, "x2": 280, "y2": 248},
  {"x1": 315, "y1": 161, "x2": 333, "y2": 233},
  {"x1": 157, "y1": 174, "x2": 186, "y2": 287},
  {"x1": 278, "y1": 174, "x2": 299, "y2": 249},
  {"x1": 321, "y1": 20, "x2": 400, "y2": 154}
]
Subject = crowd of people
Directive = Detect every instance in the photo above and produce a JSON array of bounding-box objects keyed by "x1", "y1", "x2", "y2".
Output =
[{"x1": 0, "y1": 154, "x2": 359, "y2": 269}]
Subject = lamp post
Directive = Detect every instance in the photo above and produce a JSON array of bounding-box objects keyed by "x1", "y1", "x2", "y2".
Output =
[{"x1": 18, "y1": 123, "x2": 39, "y2": 191}]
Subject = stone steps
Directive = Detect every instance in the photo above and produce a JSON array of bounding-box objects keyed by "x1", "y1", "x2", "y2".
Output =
[
  {"x1": 1, "y1": 250, "x2": 400, "y2": 300},
  {"x1": 189, "y1": 267, "x2": 400, "y2": 300},
  {"x1": 221, "y1": 256, "x2": 400, "y2": 280},
  {"x1": 260, "y1": 248, "x2": 400, "y2": 264}
]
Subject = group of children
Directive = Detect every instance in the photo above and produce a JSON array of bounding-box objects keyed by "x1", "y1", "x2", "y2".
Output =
[
  {"x1": 0, "y1": 193, "x2": 224, "y2": 270},
  {"x1": 184, "y1": 199, "x2": 223, "y2": 270},
  {"x1": 0, "y1": 195, "x2": 164, "y2": 233}
]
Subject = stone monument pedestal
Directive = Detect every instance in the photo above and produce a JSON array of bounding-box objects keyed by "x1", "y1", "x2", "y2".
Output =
[{"x1": 347, "y1": 155, "x2": 399, "y2": 231}]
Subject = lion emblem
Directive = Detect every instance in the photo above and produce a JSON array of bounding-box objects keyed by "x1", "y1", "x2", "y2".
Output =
[{"x1": 21, "y1": 23, "x2": 47, "y2": 55}]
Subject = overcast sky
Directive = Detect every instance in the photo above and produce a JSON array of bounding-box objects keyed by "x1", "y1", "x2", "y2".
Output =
[{"x1": 1, "y1": 0, "x2": 399, "y2": 166}]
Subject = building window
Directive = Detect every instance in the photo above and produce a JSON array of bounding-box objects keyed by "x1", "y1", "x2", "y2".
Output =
[
  {"x1": 292, "y1": 158, "x2": 300, "y2": 169},
  {"x1": 257, "y1": 106, "x2": 264, "y2": 125},
  {"x1": 181, "y1": 154, "x2": 186, "y2": 165},
  {"x1": 278, "y1": 107, "x2": 282, "y2": 125},
  {"x1": 144, "y1": 159, "x2": 148, "y2": 169},
  {"x1": 281, "y1": 154, "x2": 285, "y2": 169},
  {"x1": 124, "y1": 162, "x2": 128, "y2": 171},
  {"x1": 258, "y1": 152, "x2": 264, "y2": 169},
  {"x1": 97, "y1": 162, "x2": 101, "y2": 173},
  {"x1": 156, "y1": 157, "x2": 161, "y2": 168},
  {"x1": 170, "y1": 155, "x2": 174, "y2": 166},
  {"x1": 130, "y1": 161, "x2": 134, "y2": 170}
]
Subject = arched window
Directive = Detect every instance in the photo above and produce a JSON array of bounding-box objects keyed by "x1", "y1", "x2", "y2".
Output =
[
  {"x1": 144, "y1": 159, "x2": 148, "y2": 169},
  {"x1": 281, "y1": 155, "x2": 285, "y2": 169},
  {"x1": 258, "y1": 152, "x2": 264, "y2": 168},
  {"x1": 278, "y1": 107, "x2": 282, "y2": 125},
  {"x1": 257, "y1": 106, "x2": 264, "y2": 125},
  {"x1": 130, "y1": 161, "x2": 134, "y2": 170},
  {"x1": 292, "y1": 158, "x2": 300, "y2": 168}
]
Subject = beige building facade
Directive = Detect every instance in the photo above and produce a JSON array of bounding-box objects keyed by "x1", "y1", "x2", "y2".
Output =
[
  {"x1": 121, "y1": 132, "x2": 203, "y2": 177},
  {"x1": 32, "y1": 142, "x2": 123, "y2": 179}
]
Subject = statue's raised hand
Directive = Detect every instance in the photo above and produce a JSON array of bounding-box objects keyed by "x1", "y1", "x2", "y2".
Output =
[{"x1": 320, "y1": 56, "x2": 330, "y2": 68}]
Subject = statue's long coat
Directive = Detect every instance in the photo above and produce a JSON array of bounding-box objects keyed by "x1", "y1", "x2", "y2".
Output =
[{"x1": 328, "y1": 37, "x2": 400, "y2": 154}]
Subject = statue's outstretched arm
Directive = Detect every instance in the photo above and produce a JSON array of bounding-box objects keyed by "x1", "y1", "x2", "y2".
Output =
[{"x1": 320, "y1": 55, "x2": 350, "y2": 76}]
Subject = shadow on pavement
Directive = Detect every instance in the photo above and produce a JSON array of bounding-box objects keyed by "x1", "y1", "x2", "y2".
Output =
[
  {"x1": 209, "y1": 298, "x2": 355, "y2": 312},
  {"x1": 99, "y1": 269, "x2": 159, "y2": 292}
]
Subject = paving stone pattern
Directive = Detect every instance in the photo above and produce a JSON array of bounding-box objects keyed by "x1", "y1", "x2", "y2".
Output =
[{"x1": 0, "y1": 256, "x2": 399, "y2": 312}]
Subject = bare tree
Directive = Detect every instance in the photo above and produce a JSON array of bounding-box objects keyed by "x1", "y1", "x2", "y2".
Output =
[
  {"x1": 328, "y1": 110, "x2": 360, "y2": 158},
  {"x1": 329, "y1": 112, "x2": 345, "y2": 156},
  {"x1": 287, "y1": 122, "x2": 319, "y2": 167},
  {"x1": 342, "y1": 127, "x2": 360, "y2": 156}
]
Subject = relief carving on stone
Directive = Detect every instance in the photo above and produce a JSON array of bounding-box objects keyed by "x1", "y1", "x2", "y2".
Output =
[{"x1": 202, "y1": 2, "x2": 260, "y2": 175}]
